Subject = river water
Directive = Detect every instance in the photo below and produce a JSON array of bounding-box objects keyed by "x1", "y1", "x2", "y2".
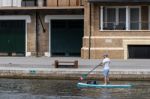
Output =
[{"x1": 0, "y1": 79, "x2": 149, "y2": 99}]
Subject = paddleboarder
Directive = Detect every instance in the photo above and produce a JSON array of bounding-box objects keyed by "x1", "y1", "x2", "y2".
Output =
[
  {"x1": 79, "y1": 54, "x2": 110, "y2": 85},
  {"x1": 99, "y1": 54, "x2": 110, "y2": 85}
]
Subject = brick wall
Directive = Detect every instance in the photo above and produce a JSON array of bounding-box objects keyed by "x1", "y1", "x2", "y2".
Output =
[{"x1": 82, "y1": 2, "x2": 150, "y2": 59}]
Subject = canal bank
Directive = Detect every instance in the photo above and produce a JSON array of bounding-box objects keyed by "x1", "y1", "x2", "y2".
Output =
[{"x1": 0, "y1": 57, "x2": 149, "y2": 80}]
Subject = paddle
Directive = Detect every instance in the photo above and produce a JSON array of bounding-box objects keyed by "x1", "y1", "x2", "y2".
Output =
[{"x1": 80, "y1": 64, "x2": 102, "y2": 80}]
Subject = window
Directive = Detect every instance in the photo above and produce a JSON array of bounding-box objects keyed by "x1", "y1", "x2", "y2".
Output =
[
  {"x1": 129, "y1": 8, "x2": 140, "y2": 30},
  {"x1": 103, "y1": 7, "x2": 126, "y2": 30},
  {"x1": 100, "y1": 6, "x2": 143, "y2": 31}
]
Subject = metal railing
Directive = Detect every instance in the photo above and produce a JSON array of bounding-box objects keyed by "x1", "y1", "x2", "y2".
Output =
[
  {"x1": 0, "y1": 0, "x2": 84, "y2": 7},
  {"x1": 103, "y1": 22, "x2": 126, "y2": 30},
  {"x1": 22, "y1": 0, "x2": 37, "y2": 7},
  {"x1": 103, "y1": 22, "x2": 150, "y2": 30},
  {"x1": 22, "y1": 0, "x2": 84, "y2": 7}
]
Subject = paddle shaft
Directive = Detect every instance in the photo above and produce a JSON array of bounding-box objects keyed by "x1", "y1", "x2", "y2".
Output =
[{"x1": 86, "y1": 65, "x2": 101, "y2": 76}]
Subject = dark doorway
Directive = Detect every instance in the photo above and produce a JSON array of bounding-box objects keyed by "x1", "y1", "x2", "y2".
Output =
[
  {"x1": 128, "y1": 45, "x2": 150, "y2": 59},
  {"x1": 0, "y1": 20, "x2": 25, "y2": 56},
  {"x1": 51, "y1": 19, "x2": 83, "y2": 57}
]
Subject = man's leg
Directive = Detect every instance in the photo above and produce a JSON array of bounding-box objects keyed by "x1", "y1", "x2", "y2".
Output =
[
  {"x1": 105, "y1": 71, "x2": 109, "y2": 84},
  {"x1": 104, "y1": 76, "x2": 107, "y2": 85},
  {"x1": 106, "y1": 76, "x2": 110, "y2": 84},
  {"x1": 103, "y1": 69, "x2": 109, "y2": 85},
  {"x1": 106, "y1": 70, "x2": 110, "y2": 84}
]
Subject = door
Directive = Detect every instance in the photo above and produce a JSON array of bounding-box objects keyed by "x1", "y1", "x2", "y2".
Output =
[
  {"x1": 51, "y1": 19, "x2": 83, "y2": 56},
  {"x1": 0, "y1": 20, "x2": 25, "y2": 56},
  {"x1": 128, "y1": 45, "x2": 150, "y2": 59}
]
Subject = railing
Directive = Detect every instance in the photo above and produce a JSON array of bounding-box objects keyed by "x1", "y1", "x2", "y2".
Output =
[
  {"x1": 0, "y1": 0, "x2": 84, "y2": 7},
  {"x1": 103, "y1": 22, "x2": 150, "y2": 30},
  {"x1": 22, "y1": 0, "x2": 36, "y2": 7},
  {"x1": 103, "y1": 22, "x2": 126, "y2": 30},
  {"x1": 46, "y1": 0, "x2": 84, "y2": 7}
]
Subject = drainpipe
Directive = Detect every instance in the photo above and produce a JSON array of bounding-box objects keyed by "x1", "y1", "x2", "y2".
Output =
[
  {"x1": 38, "y1": 14, "x2": 46, "y2": 33},
  {"x1": 89, "y1": 3, "x2": 92, "y2": 59},
  {"x1": 36, "y1": 11, "x2": 39, "y2": 57},
  {"x1": 35, "y1": 0, "x2": 39, "y2": 57}
]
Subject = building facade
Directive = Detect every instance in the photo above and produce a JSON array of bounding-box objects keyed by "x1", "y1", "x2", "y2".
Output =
[
  {"x1": 0, "y1": 0, "x2": 84, "y2": 57},
  {"x1": 82, "y1": 0, "x2": 150, "y2": 59},
  {"x1": 0, "y1": 0, "x2": 150, "y2": 59}
]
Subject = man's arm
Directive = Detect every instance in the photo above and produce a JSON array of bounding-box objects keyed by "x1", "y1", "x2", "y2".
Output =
[{"x1": 98, "y1": 62, "x2": 104, "y2": 66}]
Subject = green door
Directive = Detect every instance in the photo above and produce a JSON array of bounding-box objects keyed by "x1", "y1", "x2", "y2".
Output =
[
  {"x1": 0, "y1": 20, "x2": 25, "y2": 56},
  {"x1": 51, "y1": 20, "x2": 83, "y2": 56},
  {"x1": 128, "y1": 45, "x2": 150, "y2": 59}
]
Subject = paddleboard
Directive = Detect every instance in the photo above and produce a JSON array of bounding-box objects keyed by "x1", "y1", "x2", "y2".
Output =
[{"x1": 77, "y1": 82, "x2": 132, "y2": 88}]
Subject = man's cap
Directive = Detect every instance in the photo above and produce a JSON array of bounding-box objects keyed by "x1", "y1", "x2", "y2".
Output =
[{"x1": 103, "y1": 53, "x2": 108, "y2": 57}]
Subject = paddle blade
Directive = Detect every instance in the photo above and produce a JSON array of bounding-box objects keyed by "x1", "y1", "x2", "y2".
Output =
[
  {"x1": 80, "y1": 76, "x2": 83, "y2": 81},
  {"x1": 80, "y1": 74, "x2": 88, "y2": 80}
]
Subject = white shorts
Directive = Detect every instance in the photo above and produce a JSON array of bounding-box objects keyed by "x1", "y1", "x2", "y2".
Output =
[{"x1": 103, "y1": 69, "x2": 109, "y2": 77}]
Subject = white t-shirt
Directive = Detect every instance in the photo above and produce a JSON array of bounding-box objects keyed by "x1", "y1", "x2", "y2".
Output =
[{"x1": 102, "y1": 57, "x2": 110, "y2": 70}]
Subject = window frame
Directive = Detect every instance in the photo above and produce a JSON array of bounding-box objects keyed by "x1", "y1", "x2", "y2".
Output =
[
  {"x1": 100, "y1": 6, "x2": 143, "y2": 31},
  {"x1": 149, "y1": 6, "x2": 150, "y2": 30},
  {"x1": 128, "y1": 6, "x2": 141, "y2": 30}
]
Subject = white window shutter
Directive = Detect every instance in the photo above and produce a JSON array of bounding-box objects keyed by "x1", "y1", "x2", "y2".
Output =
[
  {"x1": 2, "y1": 0, "x2": 12, "y2": 6},
  {"x1": 13, "y1": 0, "x2": 22, "y2": 7},
  {"x1": 2, "y1": 0, "x2": 22, "y2": 7}
]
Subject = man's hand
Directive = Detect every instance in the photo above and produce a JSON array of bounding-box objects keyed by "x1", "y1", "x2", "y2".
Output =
[{"x1": 98, "y1": 62, "x2": 103, "y2": 66}]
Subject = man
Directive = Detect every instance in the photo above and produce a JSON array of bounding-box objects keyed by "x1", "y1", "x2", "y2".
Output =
[{"x1": 99, "y1": 54, "x2": 110, "y2": 85}]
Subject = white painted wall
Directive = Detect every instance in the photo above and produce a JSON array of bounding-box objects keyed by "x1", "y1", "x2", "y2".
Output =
[{"x1": 38, "y1": 0, "x2": 44, "y2": 7}]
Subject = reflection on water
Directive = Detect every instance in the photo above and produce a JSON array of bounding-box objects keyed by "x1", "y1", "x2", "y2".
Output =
[{"x1": 0, "y1": 79, "x2": 149, "y2": 99}]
